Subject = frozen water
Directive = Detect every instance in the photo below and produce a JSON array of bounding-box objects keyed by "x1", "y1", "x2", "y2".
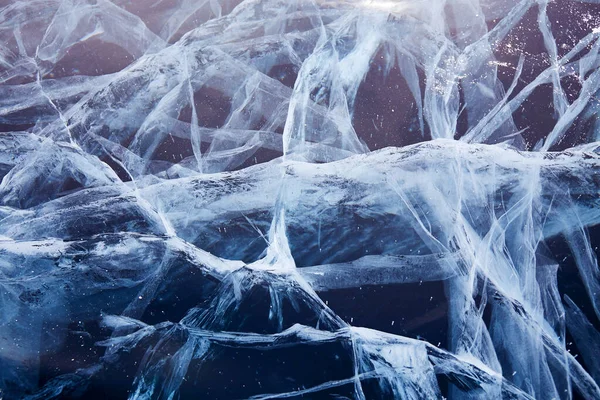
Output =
[{"x1": 0, "y1": 0, "x2": 600, "y2": 398}]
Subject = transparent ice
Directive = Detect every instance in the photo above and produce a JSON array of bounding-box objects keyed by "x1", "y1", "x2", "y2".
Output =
[{"x1": 0, "y1": 0, "x2": 599, "y2": 398}]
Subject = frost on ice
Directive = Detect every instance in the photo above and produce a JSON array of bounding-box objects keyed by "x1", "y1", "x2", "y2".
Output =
[{"x1": 0, "y1": 0, "x2": 600, "y2": 398}]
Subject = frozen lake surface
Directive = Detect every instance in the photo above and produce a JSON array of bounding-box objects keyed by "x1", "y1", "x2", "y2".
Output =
[{"x1": 0, "y1": 0, "x2": 599, "y2": 398}]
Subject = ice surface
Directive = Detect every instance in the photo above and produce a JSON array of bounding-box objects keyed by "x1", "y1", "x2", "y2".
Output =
[{"x1": 1, "y1": 0, "x2": 600, "y2": 398}]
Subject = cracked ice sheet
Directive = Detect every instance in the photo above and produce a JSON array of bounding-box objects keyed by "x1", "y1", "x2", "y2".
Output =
[{"x1": 1, "y1": 0, "x2": 600, "y2": 399}]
